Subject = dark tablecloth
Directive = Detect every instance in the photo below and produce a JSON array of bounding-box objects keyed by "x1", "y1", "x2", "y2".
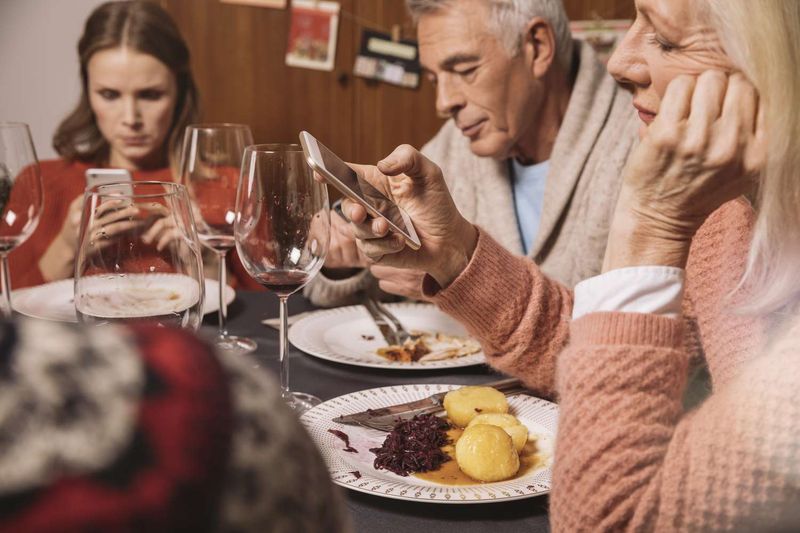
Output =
[{"x1": 202, "y1": 291, "x2": 550, "y2": 533}]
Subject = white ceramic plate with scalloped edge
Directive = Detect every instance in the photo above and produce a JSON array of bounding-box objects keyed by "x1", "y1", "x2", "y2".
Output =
[
  {"x1": 300, "y1": 383, "x2": 558, "y2": 504},
  {"x1": 288, "y1": 303, "x2": 486, "y2": 370}
]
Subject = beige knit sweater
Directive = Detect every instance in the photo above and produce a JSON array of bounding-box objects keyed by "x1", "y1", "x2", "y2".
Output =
[
  {"x1": 433, "y1": 198, "x2": 800, "y2": 530},
  {"x1": 305, "y1": 40, "x2": 639, "y2": 306}
]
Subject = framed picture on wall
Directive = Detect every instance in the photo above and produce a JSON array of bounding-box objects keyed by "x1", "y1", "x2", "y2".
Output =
[{"x1": 285, "y1": 0, "x2": 340, "y2": 72}]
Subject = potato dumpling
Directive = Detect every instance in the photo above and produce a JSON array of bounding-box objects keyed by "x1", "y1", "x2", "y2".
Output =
[
  {"x1": 467, "y1": 413, "x2": 529, "y2": 452},
  {"x1": 455, "y1": 424, "x2": 520, "y2": 482},
  {"x1": 443, "y1": 386, "x2": 508, "y2": 428}
]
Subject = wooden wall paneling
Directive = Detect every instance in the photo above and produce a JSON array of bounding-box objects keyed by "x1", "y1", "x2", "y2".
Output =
[
  {"x1": 563, "y1": 0, "x2": 635, "y2": 20},
  {"x1": 160, "y1": 0, "x2": 635, "y2": 167},
  {"x1": 349, "y1": 1, "x2": 443, "y2": 164},
  {"x1": 161, "y1": 0, "x2": 356, "y2": 160}
]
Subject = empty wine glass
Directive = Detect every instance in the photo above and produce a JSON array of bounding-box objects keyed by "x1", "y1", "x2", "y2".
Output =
[
  {"x1": 235, "y1": 144, "x2": 330, "y2": 413},
  {"x1": 180, "y1": 123, "x2": 257, "y2": 353},
  {"x1": 74, "y1": 181, "x2": 204, "y2": 329},
  {"x1": 0, "y1": 122, "x2": 44, "y2": 317}
]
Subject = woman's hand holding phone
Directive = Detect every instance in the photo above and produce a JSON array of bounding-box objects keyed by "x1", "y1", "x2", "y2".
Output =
[{"x1": 339, "y1": 145, "x2": 478, "y2": 291}]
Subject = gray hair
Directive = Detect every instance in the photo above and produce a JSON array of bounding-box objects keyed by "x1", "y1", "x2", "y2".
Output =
[{"x1": 406, "y1": 0, "x2": 574, "y2": 71}]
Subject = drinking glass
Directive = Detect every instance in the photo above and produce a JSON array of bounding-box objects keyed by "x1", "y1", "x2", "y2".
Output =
[
  {"x1": 235, "y1": 144, "x2": 330, "y2": 413},
  {"x1": 74, "y1": 181, "x2": 205, "y2": 329},
  {"x1": 180, "y1": 123, "x2": 257, "y2": 353},
  {"x1": 0, "y1": 122, "x2": 44, "y2": 317}
]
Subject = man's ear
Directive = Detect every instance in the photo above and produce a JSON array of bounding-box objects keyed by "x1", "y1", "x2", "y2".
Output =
[{"x1": 521, "y1": 17, "x2": 557, "y2": 78}]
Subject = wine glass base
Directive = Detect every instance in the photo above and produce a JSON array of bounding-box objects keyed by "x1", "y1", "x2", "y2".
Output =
[
  {"x1": 214, "y1": 335, "x2": 257, "y2": 355},
  {"x1": 284, "y1": 391, "x2": 322, "y2": 414}
]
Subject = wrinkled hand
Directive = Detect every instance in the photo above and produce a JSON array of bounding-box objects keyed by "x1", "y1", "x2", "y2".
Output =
[
  {"x1": 370, "y1": 265, "x2": 428, "y2": 301},
  {"x1": 323, "y1": 209, "x2": 367, "y2": 269},
  {"x1": 339, "y1": 145, "x2": 478, "y2": 289},
  {"x1": 605, "y1": 71, "x2": 766, "y2": 270}
]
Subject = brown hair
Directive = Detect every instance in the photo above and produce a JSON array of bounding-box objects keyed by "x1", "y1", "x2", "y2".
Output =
[{"x1": 52, "y1": 1, "x2": 199, "y2": 171}]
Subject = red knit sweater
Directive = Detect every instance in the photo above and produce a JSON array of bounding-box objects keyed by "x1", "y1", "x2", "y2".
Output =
[
  {"x1": 434, "y1": 198, "x2": 799, "y2": 530},
  {"x1": 9, "y1": 159, "x2": 262, "y2": 290}
]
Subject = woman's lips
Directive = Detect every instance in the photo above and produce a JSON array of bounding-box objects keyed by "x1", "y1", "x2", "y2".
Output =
[
  {"x1": 634, "y1": 104, "x2": 656, "y2": 124},
  {"x1": 120, "y1": 135, "x2": 149, "y2": 145},
  {"x1": 637, "y1": 110, "x2": 656, "y2": 124}
]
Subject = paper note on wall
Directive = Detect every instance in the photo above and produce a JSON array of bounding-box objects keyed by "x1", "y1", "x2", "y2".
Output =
[{"x1": 285, "y1": 0, "x2": 340, "y2": 72}]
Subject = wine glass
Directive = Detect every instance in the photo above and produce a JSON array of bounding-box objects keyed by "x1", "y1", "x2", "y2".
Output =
[
  {"x1": 235, "y1": 144, "x2": 330, "y2": 413},
  {"x1": 0, "y1": 122, "x2": 44, "y2": 317},
  {"x1": 74, "y1": 181, "x2": 205, "y2": 329},
  {"x1": 180, "y1": 123, "x2": 257, "y2": 353}
]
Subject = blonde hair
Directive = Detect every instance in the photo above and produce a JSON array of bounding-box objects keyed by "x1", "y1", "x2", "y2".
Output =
[{"x1": 706, "y1": 0, "x2": 800, "y2": 314}]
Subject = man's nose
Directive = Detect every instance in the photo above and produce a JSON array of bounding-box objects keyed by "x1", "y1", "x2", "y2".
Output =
[{"x1": 435, "y1": 75, "x2": 465, "y2": 118}]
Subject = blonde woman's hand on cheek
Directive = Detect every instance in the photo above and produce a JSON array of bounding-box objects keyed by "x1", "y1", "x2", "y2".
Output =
[
  {"x1": 605, "y1": 71, "x2": 766, "y2": 270},
  {"x1": 341, "y1": 145, "x2": 478, "y2": 289}
]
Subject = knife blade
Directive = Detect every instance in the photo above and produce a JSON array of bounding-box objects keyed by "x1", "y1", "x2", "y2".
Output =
[
  {"x1": 361, "y1": 295, "x2": 399, "y2": 345},
  {"x1": 332, "y1": 377, "x2": 525, "y2": 428}
]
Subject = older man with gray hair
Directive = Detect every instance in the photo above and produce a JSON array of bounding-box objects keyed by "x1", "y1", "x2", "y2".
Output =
[{"x1": 307, "y1": 0, "x2": 637, "y2": 305}]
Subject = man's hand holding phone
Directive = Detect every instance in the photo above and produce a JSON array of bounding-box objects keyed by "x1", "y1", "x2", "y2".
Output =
[{"x1": 335, "y1": 144, "x2": 479, "y2": 291}]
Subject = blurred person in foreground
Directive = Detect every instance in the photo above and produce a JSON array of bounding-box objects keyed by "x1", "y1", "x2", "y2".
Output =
[
  {"x1": 9, "y1": 1, "x2": 257, "y2": 290},
  {"x1": 0, "y1": 319, "x2": 349, "y2": 532},
  {"x1": 332, "y1": 0, "x2": 800, "y2": 529},
  {"x1": 306, "y1": 0, "x2": 638, "y2": 306}
]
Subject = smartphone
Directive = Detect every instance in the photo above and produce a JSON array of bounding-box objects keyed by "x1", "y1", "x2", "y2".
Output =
[
  {"x1": 299, "y1": 131, "x2": 421, "y2": 250},
  {"x1": 85, "y1": 168, "x2": 133, "y2": 196}
]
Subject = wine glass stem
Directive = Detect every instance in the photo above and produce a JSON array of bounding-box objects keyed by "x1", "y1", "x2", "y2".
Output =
[
  {"x1": 216, "y1": 249, "x2": 229, "y2": 337},
  {"x1": 279, "y1": 295, "x2": 291, "y2": 401},
  {"x1": 0, "y1": 254, "x2": 10, "y2": 318}
]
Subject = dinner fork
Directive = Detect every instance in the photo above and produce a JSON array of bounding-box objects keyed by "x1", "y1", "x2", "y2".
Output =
[{"x1": 360, "y1": 293, "x2": 417, "y2": 345}]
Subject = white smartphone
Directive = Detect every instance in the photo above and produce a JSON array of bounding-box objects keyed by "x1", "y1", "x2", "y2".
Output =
[
  {"x1": 299, "y1": 131, "x2": 421, "y2": 250},
  {"x1": 85, "y1": 168, "x2": 133, "y2": 196}
]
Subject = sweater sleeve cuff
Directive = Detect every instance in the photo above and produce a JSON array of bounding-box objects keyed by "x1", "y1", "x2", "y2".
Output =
[
  {"x1": 303, "y1": 269, "x2": 373, "y2": 307},
  {"x1": 570, "y1": 312, "x2": 684, "y2": 348},
  {"x1": 430, "y1": 228, "x2": 534, "y2": 326}
]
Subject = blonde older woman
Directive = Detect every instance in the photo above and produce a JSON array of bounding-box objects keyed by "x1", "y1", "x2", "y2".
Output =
[{"x1": 336, "y1": 0, "x2": 800, "y2": 529}]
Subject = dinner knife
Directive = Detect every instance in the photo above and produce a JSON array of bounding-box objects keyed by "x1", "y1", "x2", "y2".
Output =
[{"x1": 332, "y1": 377, "x2": 526, "y2": 428}]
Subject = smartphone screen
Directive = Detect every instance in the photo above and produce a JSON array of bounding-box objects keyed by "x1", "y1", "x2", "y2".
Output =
[{"x1": 300, "y1": 132, "x2": 420, "y2": 248}]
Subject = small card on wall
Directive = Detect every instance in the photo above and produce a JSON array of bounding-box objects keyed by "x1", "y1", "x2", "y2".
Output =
[
  {"x1": 220, "y1": 0, "x2": 287, "y2": 8},
  {"x1": 353, "y1": 29, "x2": 420, "y2": 89},
  {"x1": 285, "y1": 0, "x2": 340, "y2": 72}
]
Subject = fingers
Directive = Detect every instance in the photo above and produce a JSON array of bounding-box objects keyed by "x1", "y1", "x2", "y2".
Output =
[
  {"x1": 342, "y1": 199, "x2": 369, "y2": 224},
  {"x1": 370, "y1": 265, "x2": 425, "y2": 300},
  {"x1": 341, "y1": 198, "x2": 391, "y2": 239},
  {"x1": 377, "y1": 144, "x2": 442, "y2": 181},
  {"x1": 685, "y1": 70, "x2": 727, "y2": 148},
  {"x1": 356, "y1": 233, "x2": 405, "y2": 262},
  {"x1": 659, "y1": 75, "x2": 696, "y2": 124}
]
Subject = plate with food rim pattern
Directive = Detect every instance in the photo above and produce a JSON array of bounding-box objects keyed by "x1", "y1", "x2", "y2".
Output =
[
  {"x1": 300, "y1": 383, "x2": 558, "y2": 504},
  {"x1": 288, "y1": 303, "x2": 486, "y2": 370}
]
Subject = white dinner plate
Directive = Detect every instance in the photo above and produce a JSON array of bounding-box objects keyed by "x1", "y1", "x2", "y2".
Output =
[
  {"x1": 300, "y1": 384, "x2": 558, "y2": 504},
  {"x1": 288, "y1": 303, "x2": 486, "y2": 370},
  {"x1": 11, "y1": 277, "x2": 235, "y2": 322}
]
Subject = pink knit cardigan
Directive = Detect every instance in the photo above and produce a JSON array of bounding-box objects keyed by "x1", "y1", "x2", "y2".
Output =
[{"x1": 432, "y1": 198, "x2": 800, "y2": 531}]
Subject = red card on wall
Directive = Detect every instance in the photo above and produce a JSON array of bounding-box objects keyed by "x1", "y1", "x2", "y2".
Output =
[{"x1": 285, "y1": 0, "x2": 340, "y2": 71}]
